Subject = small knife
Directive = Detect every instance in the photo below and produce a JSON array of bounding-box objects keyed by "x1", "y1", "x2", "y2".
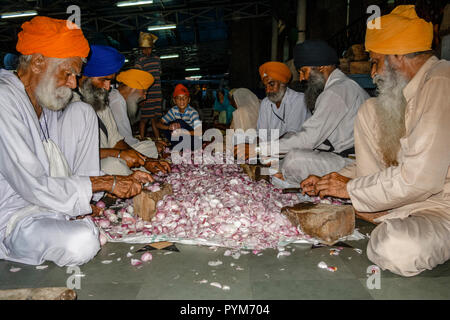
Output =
[{"x1": 282, "y1": 188, "x2": 303, "y2": 194}]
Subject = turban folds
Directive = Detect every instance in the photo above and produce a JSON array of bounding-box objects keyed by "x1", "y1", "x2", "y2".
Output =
[
  {"x1": 139, "y1": 32, "x2": 158, "y2": 48},
  {"x1": 117, "y1": 69, "x2": 154, "y2": 90},
  {"x1": 293, "y1": 40, "x2": 339, "y2": 69},
  {"x1": 173, "y1": 84, "x2": 190, "y2": 97},
  {"x1": 83, "y1": 45, "x2": 125, "y2": 77},
  {"x1": 365, "y1": 5, "x2": 433, "y2": 55},
  {"x1": 259, "y1": 62, "x2": 292, "y2": 83},
  {"x1": 16, "y1": 16, "x2": 90, "y2": 58}
]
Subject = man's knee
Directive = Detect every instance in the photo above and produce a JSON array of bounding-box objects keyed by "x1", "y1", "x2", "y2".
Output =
[
  {"x1": 62, "y1": 220, "x2": 100, "y2": 266},
  {"x1": 367, "y1": 220, "x2": 424, "y2": 277}
]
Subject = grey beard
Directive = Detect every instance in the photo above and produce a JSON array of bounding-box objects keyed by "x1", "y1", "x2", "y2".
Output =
[
  {"x1": 267, "y1": 84, "x2": 287, "y2": 104},
  {"x1": 79, "y1": 78, "x2": 109, "y2": 112},
  {"x1": 304, "y1": 69, "x2": 326, "y2": 113},
  {"x1": 373, "y1": 58, "x2": 408, "y2": 167},
  {"x1": 126, "y1": 93, "x2": 143, "y2": 125}
]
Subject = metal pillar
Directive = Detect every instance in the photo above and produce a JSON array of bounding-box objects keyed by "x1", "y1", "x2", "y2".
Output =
[
  {"x1": 271, "y1": 16, "x2": 278, "y2": 60},
  {"x1": 297, "y1": 0, "x2": 307, "y2": 44}
]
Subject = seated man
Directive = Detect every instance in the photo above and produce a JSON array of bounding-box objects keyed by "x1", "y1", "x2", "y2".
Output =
[
  {"x1": 157, "y1": 84, "x2": 202, "y2": 151},
  {"x1": 73, "y1": 45, "x2": 169, "y2": 176},
  {"x1": 110, "y1": 69, "x2": 167, "y2": 158},
  {"x1": 0, "y1": 16, "x2": 152, "y2": 267},
  {"x1": 301, "y1": 5, "x2": 450, "y2": 277},
  {"x1": 257, "y1": 61, "x2": 310, "y2": 142}
]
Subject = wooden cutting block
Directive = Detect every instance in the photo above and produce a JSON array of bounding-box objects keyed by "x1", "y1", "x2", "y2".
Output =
[
  {"x1": 240, "y1": 164, "x2": 270, "y2": 182},
  {"x1": 282, "y1": 202, "x2": 355, "y2": 245},
  {"x1": 133, "y1": 183, "x2": 173, "y2": 222}
]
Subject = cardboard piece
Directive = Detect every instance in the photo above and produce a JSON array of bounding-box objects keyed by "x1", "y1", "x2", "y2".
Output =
[
  {"x1": 133, "y1": 183, "x2": 173, "y2": 222},
  {"x1": 0, "y1": 287, "x2": 76, "y2": 300},
  {"x1": 282, "y1": 202, "x2": 355, "y2": 245},
  {"x1": 136, "y1": 241, "x2": 179, "y2": 253}
]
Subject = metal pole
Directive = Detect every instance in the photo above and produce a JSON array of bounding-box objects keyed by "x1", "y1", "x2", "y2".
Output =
[
  {"x1": 271, "y1": 16, "x2": 278, "y2": 60},
  {"x1": 297, "y1": 0, "x2": 307, "y2": 44}
]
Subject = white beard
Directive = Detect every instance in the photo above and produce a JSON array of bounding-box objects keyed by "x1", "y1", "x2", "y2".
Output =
[
  {"x1": 373, "y1": 59, "x2": 409, "y2": 167},
  {"x1": 267, "y1": 84, "x2": 287, "y2": 104},
  {"x1": 35, "y1": 61, "x2": 73, "y2": 111},
  {"x1": 126, "y1": 91, "x2": 143, "y2": 125}
]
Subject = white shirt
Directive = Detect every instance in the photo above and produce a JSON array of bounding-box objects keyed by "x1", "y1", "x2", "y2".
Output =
[
  {"x1": 108, "y1": 89, "x2": 139, "y2": 145},
  {"x1": 262, "y1": 69, "x2": 370, "y2": 155},
  {"x1": 257, "y1": 87, "x2": 310, "y2": 141},
  {"x1": 0, "y1": 70, "x2": 93, "y2": 236},
  {"x1": 97, "y1": 105, "x2": 125, "y2": 149}
]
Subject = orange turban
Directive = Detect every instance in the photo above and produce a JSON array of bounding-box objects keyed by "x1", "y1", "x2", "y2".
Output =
[
  {"x1": 259, "y1": 61, "x2": 292, "y2": 83},
  {"x1": 16, "y1": 16, "x2": 90, "y2": 59},
  {"x1": 173, "y1": 84, "x2": 190, "y2": 97},
  {"x1": 365, "y1": 5, "x2": 433, "y2": 55},
  {"x1": 117, "y1": 69, "x2": 154, "y2": 90}
]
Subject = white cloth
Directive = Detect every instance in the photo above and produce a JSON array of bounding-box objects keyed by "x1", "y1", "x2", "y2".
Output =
[
  {"x1": 257, "y1": 87, "x2": 310, "y2": 142},
  {"x1": 0, "y1": 69, "x2": 100, "y2": 266},
  {"x1": 231, "y1": 88, "x2": 260, "y2": 131},
  {"x1": 97, "y1": 104, "x2": 124, "y2": 149}
]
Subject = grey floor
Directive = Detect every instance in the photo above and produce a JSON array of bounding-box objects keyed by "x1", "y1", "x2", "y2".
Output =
[{"x1": 1, "y1": 220, "x2": 450, "y2": 300}]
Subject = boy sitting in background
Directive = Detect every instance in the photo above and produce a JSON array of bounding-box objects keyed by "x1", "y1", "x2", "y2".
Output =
[{"x1": 157, "y1": 84, "x2": 202, "y2": 150}]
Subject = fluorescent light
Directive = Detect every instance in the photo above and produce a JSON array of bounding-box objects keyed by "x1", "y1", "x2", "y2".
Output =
[
  {"x1": 147, "y1": 24, "x2": 176, "y2": 31},
  {"x1": 1, "y1": 10, "x2": 38, "y2": 19},
  {"x1": 117, "y1": 0, "x2": 153, "y2": 7},
  {"x1": 185, "y1": 67, "x2": 200, "y2": 71},
  {"x1": 186, "y1": 75, "x2": 202, "y2": 80},
  {"x1": 124, "y1": 59, "x2": 129, "y2": 63},
  {"x1": 160, "y1": 54, "x2": 179, "y2": 59}
]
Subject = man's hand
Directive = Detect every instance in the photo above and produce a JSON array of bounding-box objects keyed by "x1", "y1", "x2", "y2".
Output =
[
  {"x1": 144, "y1": 160, "x2": 171, "y2": 174},
  {"x1": 314, "y1": 172, "x2": 351, "y2": 199},
  {"x1": 130, "y1": 170, "x2": 154, "y2": 184},
  {"x1": 155, "y1": 140, "x2": 168, "y2": 154},
  {"x1": 119, "y1": 149, "x2": 146, "y2": 168},
  {"x1": 234, "y1": 143, "x2": 256, "y2": 161},
  {"x1": 300, "y1": 175, "x2": 321, "y2": 196},
  {"x1": 111, "y1": 172, "x2": 154, "y2": 198}
]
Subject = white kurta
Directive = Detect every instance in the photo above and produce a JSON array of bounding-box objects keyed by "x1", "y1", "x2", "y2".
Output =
[
  {"x1": 0, "y1": 69, "x2": 100, "y2": 266},
  {"x1": 339, "y1": 57, "x2": 450, "y2": 277},
  {"x1": 262, "y1": 69, "x2": 369, "y2": 185},
  {"x1": 257, "y1": 87, "x2": 310, "y2": 142},
  {"x1": 99, "y1": 92, "x2": 158, "y2": 175}
]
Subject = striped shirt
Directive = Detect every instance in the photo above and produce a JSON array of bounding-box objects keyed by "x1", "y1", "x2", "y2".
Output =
[
  {"x1": 161, "y1": 105, "x2": 202, "y2": 129},
  {"x1": 135, "y1": 54, "x2": 162, "y2": 117}
]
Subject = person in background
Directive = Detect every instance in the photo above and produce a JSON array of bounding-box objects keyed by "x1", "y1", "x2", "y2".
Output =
[
  {"x1": 74, "y1": 45, "x2": 170, "y2": 176},
  {"x1": 110, "y1": 68, "x2": 167, "y2": 159},
  {"x1": 135, "y1": 32, "x2": 162, "y2": 140},
  {"x1": 213, "y1": 88, "x2": 235, "y2": 128},
  {"x1": 230, "y1": 88, "x2": 260, "y2": 132},
  {"x1": 256, "y1": 61, "x2": 310, "y2": 142},
  {"x1": 3, "y1": 53, "x2": 18, "y2": 71},
  {"x1": 157, "y1": 84, "x2": 202, "y2": 150}
]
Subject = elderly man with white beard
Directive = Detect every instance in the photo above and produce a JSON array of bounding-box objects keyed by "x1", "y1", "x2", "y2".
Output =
[
  {"x1": 0, "y1": 17, "x2": 153, "y2": 267},
  {"x1": 109, "y1": 69, "x2": 167, "y2": 161},
  {"x1": 73, "y1": 45, "x2": 170, "y2": 176},
  {"x1": 301, "y1": 5, "x2": 450, "y2": 277}
]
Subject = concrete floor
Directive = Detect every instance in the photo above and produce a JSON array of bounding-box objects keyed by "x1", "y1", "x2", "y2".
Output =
[{"x1": 1, "y1": 220, "x2": 450, "y2": 300}]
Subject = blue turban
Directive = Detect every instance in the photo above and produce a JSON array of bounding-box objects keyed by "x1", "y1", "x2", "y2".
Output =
[
  {"x1": 82, "y1": 45, "x2": 125, "y2": 77},
  {"x1": 3, "y1": 53, "x2": 19, "y2": 70}
]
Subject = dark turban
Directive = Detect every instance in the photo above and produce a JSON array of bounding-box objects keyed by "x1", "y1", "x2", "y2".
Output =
[{"x1": 294, "y1": 40, "x2": 339, "y2": 69}]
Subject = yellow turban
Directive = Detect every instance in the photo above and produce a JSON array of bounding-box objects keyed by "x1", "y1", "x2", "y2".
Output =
[
  {"x1": 138, "y1": 32, "x2": 158, "y2": 48},
  {"x1": 116, "y1": 69, "x2": 154, "y2": 90},
  {"x1": 16, "y1": 16, "x2": 90, "y2": 58},
  {"x1": 365, "y1": 5, "x2": 433, "y2": 55},
  {"x1": 259, "y1": 61, "x2": 292, "y2": 83}
]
